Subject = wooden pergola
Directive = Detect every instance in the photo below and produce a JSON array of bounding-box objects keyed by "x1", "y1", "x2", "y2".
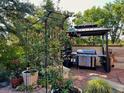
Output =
[{"x1": 67, "y1": 24, "x2": 112, "y2": 73}]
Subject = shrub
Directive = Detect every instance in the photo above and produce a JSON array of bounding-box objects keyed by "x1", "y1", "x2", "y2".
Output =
[
  {"x1": 84, "y1": 79, "x2": 112, "y2": 93},
  {"x1": 16, "y1": 84, "x2": 33, "y2": 92}
]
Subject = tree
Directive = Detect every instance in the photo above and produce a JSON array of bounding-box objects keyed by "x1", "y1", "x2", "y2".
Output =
[
  {"x1": 42, "y1": 0, "x2": 71, "y2": 60},
  {"x1": 74, "y1": 7, "x2": 109, "y2": 26},
  {"x1": 0, "y1": 0, "x2": 34, "y2": 38},
  {"x1": 0, "y1": 0, "x2": 35, "y2": 74},
  {"x1": 104, "y1": 0, "x2": 124, "y2": 43},
  {"x1": 73, "y1": 12, "x2": 83, "y2": 25}
]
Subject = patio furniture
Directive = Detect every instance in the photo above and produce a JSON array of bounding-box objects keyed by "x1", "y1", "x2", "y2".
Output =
[{"x1": 67, "y1": 24, "x2": 111, "y2": 72}]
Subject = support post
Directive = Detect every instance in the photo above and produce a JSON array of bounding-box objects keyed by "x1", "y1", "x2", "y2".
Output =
[
  {"x1": 44, "y1": 19, "x2": 48, "y2": 93},
  {"x1": 102, "y1": 35, "x2": 105, "y2": 55},
  {"x1": 44, "y1": 11, "x2": 52, "y2": 93},
  {"x1": 105, "y1": 32, "x2": 111, "y2": 72}
]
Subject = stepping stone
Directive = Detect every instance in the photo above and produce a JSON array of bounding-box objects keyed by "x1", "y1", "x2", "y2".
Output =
[{"x1": 117, "y1": 72, "x2": 124, "y2": 84}]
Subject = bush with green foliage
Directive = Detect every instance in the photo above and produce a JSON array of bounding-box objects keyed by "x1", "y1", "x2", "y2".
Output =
[
  {"x1": 38, "y1": 66, "x2": 62, "y2": 87},
  {"x1": 16, "y1": 84, "x2": 34, "y2": 92},
  {"x1": 84, "y1": 79, "x2": 112, "y2": 93}
]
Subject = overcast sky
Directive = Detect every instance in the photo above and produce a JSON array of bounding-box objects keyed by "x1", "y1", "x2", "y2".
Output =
[{"x1": 29, "y1": 0, "x2": 115, "y2": 13}]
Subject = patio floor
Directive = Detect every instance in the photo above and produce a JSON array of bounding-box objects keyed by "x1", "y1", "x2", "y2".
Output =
[
  {"x1": 70, "y1": 47, "x2": 124, "y2": 89},
  {"x1": 70, "y1": 67, "x2": 124, "y2": 89},
  {"x1": 0, "y1": 86, "x2": 47, "y2": 93},
  {"x1": 0, "y1": 55, "x2": 124, "y2": 93},
  {"x1": 0, "y1": 67, "x2": 124, "y2": 93}
]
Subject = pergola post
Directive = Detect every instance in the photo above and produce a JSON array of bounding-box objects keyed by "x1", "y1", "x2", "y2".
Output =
[
  {"x1": 102, "y1": 35, "x2": 105, "y2": 55},
  {"x1": 105, "y1": 32, "x2": 111, "y2": 72}
]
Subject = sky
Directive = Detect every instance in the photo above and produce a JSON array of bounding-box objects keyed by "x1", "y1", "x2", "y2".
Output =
[{"x1": 29, "y1": 0, "x2": 115, "y2": 13}]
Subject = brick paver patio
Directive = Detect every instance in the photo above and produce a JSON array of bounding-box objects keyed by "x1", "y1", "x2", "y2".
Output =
[
  {"x1": 70, "y1": 67, "x2": 124, "y2": 89},
  {"x1": 0, "y1": 67, "x2": 124, "y2": 93},
  {"x1": 0, "y1": 86, "x2": 46, "y2": 93}
]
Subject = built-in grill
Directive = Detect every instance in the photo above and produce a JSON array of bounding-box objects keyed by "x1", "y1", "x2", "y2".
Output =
[{"x1": 77, "y1": 49, "x2": 96, "y2": 68}]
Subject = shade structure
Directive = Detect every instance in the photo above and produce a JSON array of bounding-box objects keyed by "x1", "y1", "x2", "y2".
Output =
[
  {"x1": 66, "y1": 24, "x2": 112, "y2": 73},
  {"x1": 67, "y1": 24, "x2": 111, "y2": 37}
]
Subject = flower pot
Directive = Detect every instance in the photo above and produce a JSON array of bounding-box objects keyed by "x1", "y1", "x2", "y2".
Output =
[
  {"x1": 71, "y1": 86, "x2": 82, "y2": 93},
  {"x1": 22, "y1": 69, "x2": 38, "y2": 86},
  {"x1": 0, "y1": 79, "x2": 9, "y2": 88},
  {"x1": 11, "y1": 77, "x2": 23, "y2": 88},
  {"x1": 51, "y1": 86, "x2": 82, "y2": 93},
  {"x1": 63, "y1": 66, "x2": 70, "y2": 79}
]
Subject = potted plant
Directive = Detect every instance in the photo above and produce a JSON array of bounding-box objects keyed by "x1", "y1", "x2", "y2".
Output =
[
  {"x1": 84, "y1": 79, "x2": 112, "y2": 93},
  {"x1": 51, "y1": 79, "x2": 82, "y2": 93},
  {"x1": 11, "y1": 75, "x2": 23, "y2": 88},
  {"x1": 0, "y1": 63, "x2": 10, "y2": 88},
  {"x1": 0, "y1": 45, "x2": 25, "y2": 88},
  {"x1": 22, "y1": 68, "x2": 38, "y2": 86},
  {"x1": 10, "y1": 59, "x2": 23, "y2": 88},
  {"x1": 0, "y1": 71, "x2": 10, "y2": 88},
  {"x1": 16, "y1": 84, "x2": 34, "y2": 92}
]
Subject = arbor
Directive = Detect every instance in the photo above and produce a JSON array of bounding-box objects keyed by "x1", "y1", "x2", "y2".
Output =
[
  {"x1": 73, "y1": 7, "x2": 110, "y2": 45},
  {"x1": 74, "y1": 0, "x2": 124, "y2": 44}
]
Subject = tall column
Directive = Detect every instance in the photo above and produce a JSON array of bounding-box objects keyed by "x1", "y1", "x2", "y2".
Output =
[
  {"x1": 106, "y1": 32, "x2": 111, "y2": 72},
  {"x1": 102, "y1": 35, "x2": 105, "y2": 55}
]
